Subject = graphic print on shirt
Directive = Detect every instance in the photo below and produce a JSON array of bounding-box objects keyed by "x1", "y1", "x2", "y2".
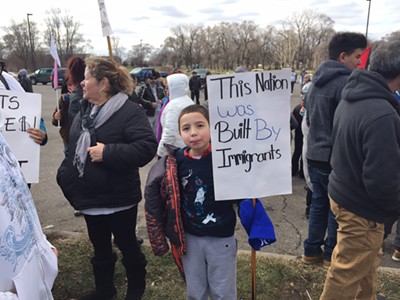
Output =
[
  {"x1": 193, "y1": 177, "x2": 207, "y2": 217},
  {"x1": 181, "y1": 170, "x2": 218, "y2": 226},
  {"x1": 0, "y1": 137, "x2": 38, "y2": 272},
  {"x1": 181, "y1": 169, "x2": 192, "y2": 189}
]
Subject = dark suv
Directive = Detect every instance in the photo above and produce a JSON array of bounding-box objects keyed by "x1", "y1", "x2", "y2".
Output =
[
  {"x1": 130, "y1": 67, "x2": 156, "y2": 83},
  {"x1": 50, "y1": 68, "x2": 67, "y2": 88},
  {"x1": 29, "y1": 68, "x2": 53, "y2": 85}
]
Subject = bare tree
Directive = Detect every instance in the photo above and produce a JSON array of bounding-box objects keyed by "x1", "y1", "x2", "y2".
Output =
[
  {"x1": 166, "y1": 24, "x2": 204, "y2": 69},
  {"x1": 111, "y1": 36, "x2": 126, "y2": 61},
  {"x1": 230, "y1": 21, "x2": 259, "y2": 68},
  {"x1": 6, "y1": 8, "x2": 399, "y2": 73},
  {"x1": 212, "y1": 22, "x2": 235, "y2": 70},
  {"x1": 247, "y1": 25, "x2": 277, "y2": 69},
  {"x1": 279, "y1": 10, "x2": 335, "y2": 69},
  {"x1": 386, "y1": 30, "x2": 400, "y2": 43},
  {"x1": 276, "y1": 27, "x2": 297, "y2": 68},
  {"x1": 149, "y1": 47, "x2": 174, "y2": 67},
  {"x1": 2, "y1": 19, "x2": 41, "y2": 70},
  {"x1": 163, "y1": 36, "x2": 183, "y2": 68},
  {"x1": 44, "y1": 8, "x2": 87, "y2": 64},
  {"x1": 127, "y1": 43, "x2": 153, "y2": 67}
]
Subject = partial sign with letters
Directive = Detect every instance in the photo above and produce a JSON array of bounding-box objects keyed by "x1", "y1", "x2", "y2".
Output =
[
  {"x1": 208, "y1": 70, "x2": 292, "y2": 200},
  {"x1": 0, "y1": 90, "x2": 41, "y2": 183}
]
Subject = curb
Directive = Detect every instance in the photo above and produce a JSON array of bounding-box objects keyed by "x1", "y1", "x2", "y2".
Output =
[
  {"x1": 238, "y1": 250, "x2": 400, "y2": 275},
  {"x1": 46, "y1": 229, "x2": 400, "y2": 275}
]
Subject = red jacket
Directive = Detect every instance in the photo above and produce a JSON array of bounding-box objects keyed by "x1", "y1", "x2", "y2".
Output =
[{"x1": 144, "y1": 153, "x2": 186, "y2": 278}]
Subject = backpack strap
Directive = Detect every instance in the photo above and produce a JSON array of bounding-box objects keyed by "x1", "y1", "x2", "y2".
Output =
[{"x1": 0, "y1": 74, "x2": 10, "y2": 90}]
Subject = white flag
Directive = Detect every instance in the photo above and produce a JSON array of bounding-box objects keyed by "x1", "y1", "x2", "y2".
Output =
[
  {"x1": 98, "y1": 0, "x2": 113, "y2": 37},
  {"x1": 49, "y1": 34, "x2": 61, "y2": 67}
]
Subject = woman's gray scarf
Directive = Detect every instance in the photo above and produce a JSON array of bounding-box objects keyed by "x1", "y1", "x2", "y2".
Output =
[{"x1": 73, "y1": 92, "x2": 127, "y2": 177}]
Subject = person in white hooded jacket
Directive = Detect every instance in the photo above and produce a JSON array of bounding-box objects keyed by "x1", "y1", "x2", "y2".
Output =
[
  {"x1": 0, "y1": 122, "x2": 58, "y2": 300},
  {"x1": 157, "y1": 73, "x2": 194, "y2": 157},
  {"x1": 0, "y1": 62, "x2": 58, "y2": 300}
]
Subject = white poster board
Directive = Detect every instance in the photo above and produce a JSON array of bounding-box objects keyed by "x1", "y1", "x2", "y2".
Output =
[
  {"x1": 208, "y1": 70, "x2": 292, "y2": 200},
  {"x1": 0, "y1": 90, "x2": 41, "y2": 183}
]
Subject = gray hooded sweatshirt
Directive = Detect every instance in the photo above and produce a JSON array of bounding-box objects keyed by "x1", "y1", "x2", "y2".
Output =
[
  {"x1": 329, "y1": 68, "x2": 400, "y2": 222},
  {"x1": 305, "y1": 60, "x2": 352, "y2": 168}
]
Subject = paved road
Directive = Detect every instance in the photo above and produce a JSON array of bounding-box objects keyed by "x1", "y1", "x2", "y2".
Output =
[{"x1": 30, "y1": 83, "x2": 400, "y2": 270}]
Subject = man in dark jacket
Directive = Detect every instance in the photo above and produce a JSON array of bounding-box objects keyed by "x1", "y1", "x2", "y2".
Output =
[
  {"x1": 320, "y1": 41, "x2": 400, "y2": 299},
  {"x1": 189, "y1": 70, "x2": 202, "y2": 105},
  {"x1": 303, "y1": 32, "x2": 367, "y2": 266},
  {"x1": 18, "y1": 69, "x2": 33, "y2": 92},
  {"x1": 138, "y1": 70, "x2": 165, "y2": 132}
]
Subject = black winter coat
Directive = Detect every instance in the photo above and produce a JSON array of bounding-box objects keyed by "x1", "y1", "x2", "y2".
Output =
[
  {"x1": 57, "y1": 99, "x2": 158, "y2": 210},
  {"x1": 138, "y1": 83, "x2": 166, "y2": 117}
]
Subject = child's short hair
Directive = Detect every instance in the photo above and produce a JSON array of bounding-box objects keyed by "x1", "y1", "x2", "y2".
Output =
[{"x1": 178, "y1": 104, "x2": 209, "y2": 130}]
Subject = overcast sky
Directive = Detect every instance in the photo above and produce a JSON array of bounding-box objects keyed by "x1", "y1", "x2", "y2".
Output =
[{"x1": 1, "y1": 0, "x2": 399, "y2": 56}]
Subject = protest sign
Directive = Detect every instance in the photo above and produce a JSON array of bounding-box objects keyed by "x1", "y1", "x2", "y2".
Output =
[
  {"x1": 0, "y1": 90, "x2": 41, "y2": 183},
  {"x1": 208, "y1": 70, "x2": 292, "y2": 200}
]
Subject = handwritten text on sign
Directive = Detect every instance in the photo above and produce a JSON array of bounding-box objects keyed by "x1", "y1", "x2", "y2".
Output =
[
  {"x1": 208, "y1": 70, "x2": 292, "y2": 200},
  {"x1": 0, "y1": 90, "x2": 41, "y2": 183}
]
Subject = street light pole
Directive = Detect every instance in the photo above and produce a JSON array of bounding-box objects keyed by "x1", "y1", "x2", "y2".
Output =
[
  {"x1": 140, "y1": 39, "x2": 143, "y2": 67},
  {"x1": 366, "y1": 0, "x2": 372, "y2": 40},
  {"x1": 27, "y1": 13, "x2": 36, "y2": 70}
]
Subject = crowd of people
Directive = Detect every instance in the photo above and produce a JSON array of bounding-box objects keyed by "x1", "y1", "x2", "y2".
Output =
[
  {"x1": 290, "y1": 33, "x2": 400, "y2": 300},
  {"x1": 1, "y1": 31, "x2": 400, "y2": 300}
]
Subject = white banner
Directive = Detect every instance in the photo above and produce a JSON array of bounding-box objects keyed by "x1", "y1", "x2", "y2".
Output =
[
  {"x1": 98, "y1": 0, "x2": 113, "y2": 37},
  {"x1": 49, "y1": 33, "x2": 61, "y2": 67},
  {"x1": 208, "y1": 70, "x2": 292, "y2": 200},
  {"x1": 0, "y1": 90, "x2": 41, "y2": 183}
]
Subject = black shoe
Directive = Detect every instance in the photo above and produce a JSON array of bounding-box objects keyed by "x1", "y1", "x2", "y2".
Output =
[
  {"x1": 137, "y1": 237, "x2": 144, "y2": 245},
  {"x1": 74, "y1": 210, "x2": 83, "y2": 217}
]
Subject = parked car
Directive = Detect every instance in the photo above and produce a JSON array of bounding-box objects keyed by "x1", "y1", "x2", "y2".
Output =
[
  {"x1": 159, "y1": 71, "x2": 169, "y2": 78},
  {"x1": 29, "y1": 68, "x2": 53, "y2": 85},
  {"x1": 50, "y1": 68, "x2": 67, "y2": 88},
  {"x1": 130, "y1": 67, "x2": 156, "y2": 83}
]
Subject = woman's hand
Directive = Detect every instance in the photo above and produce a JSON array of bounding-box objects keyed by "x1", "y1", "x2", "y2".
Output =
[
  {"x1": 54, "y1": 111, "x2": 61, "y2": 120},
  {"x1": 27, "y1": 128, "x2": 47, "y2": 145},
  {"x1": 88, "y1": 142, "x2": 105, "y2": 162}
]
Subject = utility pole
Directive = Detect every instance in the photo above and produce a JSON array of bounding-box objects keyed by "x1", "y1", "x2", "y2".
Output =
[
  {"x1": 366, "y1": 0, "x2": 372, "y2": 40},
  {"x1": 27, "y1": 13, "x2": 36, "y2": 70},
  {"x1": 140, "y1": 39, "x2": 143, "y2": 67}
]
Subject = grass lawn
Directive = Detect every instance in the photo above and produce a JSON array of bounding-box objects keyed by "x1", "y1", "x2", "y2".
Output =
[{"x1": 49, "y1": 232, "x2": 400, "y2": 300}]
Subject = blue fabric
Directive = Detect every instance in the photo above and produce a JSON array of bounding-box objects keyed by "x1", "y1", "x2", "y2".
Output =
[
  {"x1": 40, "y1": 118, "x2": 46, "y2": 132},
  {"x1": 239, "y1": 198, "x2": 276, "y2": 250},
  {"x1": 394, "y1": 89, "x2": 400, "y2": 102},
  {"x1": 39, "y1": 118, "x2": 48, "y2": 146}
]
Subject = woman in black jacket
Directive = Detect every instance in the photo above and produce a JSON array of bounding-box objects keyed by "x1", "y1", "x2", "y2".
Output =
[{"x1": 57, "y1": 57, "x2": 157, "y2": 300}]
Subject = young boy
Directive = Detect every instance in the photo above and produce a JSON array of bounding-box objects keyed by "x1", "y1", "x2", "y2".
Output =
[{"x1": 145, "y1": 104, "x2": 238, "y2": 299}]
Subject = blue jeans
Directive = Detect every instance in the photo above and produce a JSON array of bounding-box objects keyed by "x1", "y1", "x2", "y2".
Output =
[
  {"x1": 385, "y1": 216, "x2": 400, "y2": 250},
  {"x1": 303, "y1": 166, "x2": 338, "y2": 261},
  {"x1": 395, "y1": 221, "x2": 400, "y2": 250}
]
